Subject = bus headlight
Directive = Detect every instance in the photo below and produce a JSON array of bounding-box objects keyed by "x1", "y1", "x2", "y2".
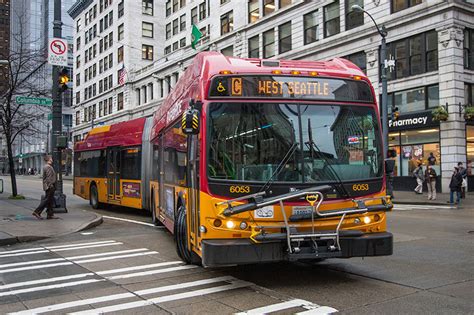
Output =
[
  {"x1": 239, "y1": 221, "x2": 248, "y2": 230},
  {"x1": 226, "y1": 220, "x2": 235, "y2": 229},
  {"x1": 363, "y1": 216, "x2": 371, "y2": 224}
]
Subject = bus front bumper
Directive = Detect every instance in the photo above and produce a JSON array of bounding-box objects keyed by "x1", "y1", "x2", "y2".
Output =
[{"x1": 201, "y1": 232, "x2": 393, "y2": 267}]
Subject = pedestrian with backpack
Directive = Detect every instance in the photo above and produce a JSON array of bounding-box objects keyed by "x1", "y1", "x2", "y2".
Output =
[{"x1": 413, "y1": 161, "x2": 424, "y2": 194}]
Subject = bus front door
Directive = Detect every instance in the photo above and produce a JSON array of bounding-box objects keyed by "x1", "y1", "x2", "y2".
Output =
[
  {"x1": 187, "y1": 135, "x2": 200, "y2": 251},
  {"x1": 107, "y1": 147, "x2": 121, "y2": 202}
]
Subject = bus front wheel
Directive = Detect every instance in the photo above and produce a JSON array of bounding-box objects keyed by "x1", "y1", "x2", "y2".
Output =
[
  {"x1": 90, "y1": 185, "x2": 100, "y2": 209},
  {"x1": 175, "y1": 206, "x2": 193, "y2": 264}
]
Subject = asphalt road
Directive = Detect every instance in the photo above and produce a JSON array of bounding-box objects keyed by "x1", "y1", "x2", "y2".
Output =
[{"x1": 1, "y1": 176, "x2": 473, "y2": 314}]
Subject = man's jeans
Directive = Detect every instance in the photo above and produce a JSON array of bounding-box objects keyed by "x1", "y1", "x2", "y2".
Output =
[{"x1": 449, "y1": 190, "x2": 461, "y2": 204}]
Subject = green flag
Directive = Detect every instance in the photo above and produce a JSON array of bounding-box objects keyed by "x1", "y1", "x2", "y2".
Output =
[{"x1": 191, "y1": 24, "x2": 202, "y2": 50}]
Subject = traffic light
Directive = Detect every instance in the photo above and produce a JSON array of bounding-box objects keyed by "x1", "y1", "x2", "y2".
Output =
[
  {"x1": 58, "y1": 68, "x2": 70, "y2": 93},
  {"x1": 391, "y1": 106, "x2": 400, "y2": 121}
]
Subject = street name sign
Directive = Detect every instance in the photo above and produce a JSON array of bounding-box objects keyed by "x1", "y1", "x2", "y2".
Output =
[
  {"x1": 15, "y1": 96, "x2": 52, "y2": 106},
  {"x1": 48, "y1": 38, "x2": 68, "y2": 66}
]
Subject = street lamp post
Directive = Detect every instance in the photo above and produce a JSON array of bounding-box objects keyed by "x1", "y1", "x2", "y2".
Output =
[{"x1": 351, "y1": 5, "x2": 389, "y2": 159}]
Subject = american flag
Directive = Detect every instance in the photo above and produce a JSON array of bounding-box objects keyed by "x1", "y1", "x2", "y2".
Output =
[{"x1": 118, "y1": 67, "x2": 127, "y2": 85}]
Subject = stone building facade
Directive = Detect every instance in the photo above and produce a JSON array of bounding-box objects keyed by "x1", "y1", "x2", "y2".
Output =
[{"x1": 69, "y1": 0, "x2": 474, "y2": 192}]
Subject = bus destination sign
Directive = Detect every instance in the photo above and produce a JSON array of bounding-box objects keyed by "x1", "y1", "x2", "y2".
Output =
[{"x1": 209, "y1": 75, "x2": 373, "y2": 102}]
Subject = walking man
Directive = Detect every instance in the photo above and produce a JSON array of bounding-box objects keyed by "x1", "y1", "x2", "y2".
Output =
[
  {"x1": 457, "y1": 162, "x2": 467, "y2": 198},
  {"x1": 413, "y1": 161, "x2": 424, "y2": 194},
  {"x1": 448, "y1": 167, "x2": 463, "y2": 205},
  {"x1": 32, "y1": 155, "x2": 57, "y2": 219},
  {"x1": 425, "y1": 165, "x2": 437, "y2": 200}
]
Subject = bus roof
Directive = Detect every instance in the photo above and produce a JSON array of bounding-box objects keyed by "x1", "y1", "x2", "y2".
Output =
[
  {"x1": 150, "y1": 52, "x2": 368, "y2": 139},
  {"x1": 74, "y1": 117, "x2": 146, "y2": 152}
]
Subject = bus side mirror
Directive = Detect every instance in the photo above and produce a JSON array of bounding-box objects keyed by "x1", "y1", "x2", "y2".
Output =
[{"x1": 182, "y1": 108, "x2": 200, "y2": 135}]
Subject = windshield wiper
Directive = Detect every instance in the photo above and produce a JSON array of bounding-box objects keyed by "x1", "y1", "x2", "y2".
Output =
[
  {"x1": 306, "y1": 118, "x2": 351, "y2": 198},
  {"x1": 259, "y1": 142, "x2": 298, "y2": 194}
]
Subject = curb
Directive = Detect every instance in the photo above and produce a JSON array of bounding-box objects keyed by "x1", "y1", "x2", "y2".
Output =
[
  {"x1": 0, "y1": 214, "x2": 103, "y2": 247},
  {"x1": 393, "y1": 201, "x2": 449, "y2": 206}
]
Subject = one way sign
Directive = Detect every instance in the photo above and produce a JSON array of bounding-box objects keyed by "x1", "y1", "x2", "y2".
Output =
[{"x1": 48, "y1": 38, "x2": 68, "y2": 66}]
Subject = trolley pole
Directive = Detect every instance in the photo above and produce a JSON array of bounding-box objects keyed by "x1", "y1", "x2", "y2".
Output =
[{"x1": 51, "y1": 0, "x2": 67, "y2": 212}]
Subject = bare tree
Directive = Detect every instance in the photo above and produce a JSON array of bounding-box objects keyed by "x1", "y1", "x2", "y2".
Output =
[{"x1": 0, "y1": 15, "x2": 50, "y2": 197}]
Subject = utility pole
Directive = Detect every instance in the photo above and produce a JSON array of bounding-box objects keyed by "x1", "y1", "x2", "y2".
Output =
[{"x1": 51, "y1": 0, "x2": 67, "y2": 212}]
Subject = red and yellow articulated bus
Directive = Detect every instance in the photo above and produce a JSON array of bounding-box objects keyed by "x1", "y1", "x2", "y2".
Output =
[{"x1": 75, "y1": 52, "x2": 393, "y2": 267}]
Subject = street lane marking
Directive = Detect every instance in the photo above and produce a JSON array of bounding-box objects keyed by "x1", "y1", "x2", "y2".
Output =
[
  {"x1": 0, "y1": 262, "x2": 184, "y2": 290},
  {"x1": 45, "y1": 240, "x2": 117, "y2": 249},
  {"x1": 0, "y1": 258, "x2": 65, "y2": 269},
  {"x1": 69, "y1": 281, "x2": 252, "y2": 315},
  {"x1": 296, "y1": 306, "x2": 339, "y2": 314},
  {"x1": 9, "y1": 276, "x2": 237, "y2": 315},
  {"x1": 0, "y1": 279, "x2": 105, "y2": 297},
  {"x1": 0, "y1": 262, "x2": 73, "y2": 275},
  {"x1": 74, "y1": 251, "x2": 159, "y2": 264},
  {"x1": 106, "y1": 265, "x2": 197, "y2": 280},
  {"x1": 235, "y1": 299, "x2": 320, "y2": 315},
  {"x1": 0, "y1": 273, "x2": 94, "y2": 290},
  {"x1": 102, "y1": 215, "x2": 160, "y2": 227},
  {"x1": 96, "y1": 261, "x2": 183, "y2": 275},
  {"x1": 53, "y1": 242, "x2": 123, "y2": 252},
  {"x1": 0, "y1": 250, "x2": 49, "y2": 258}
]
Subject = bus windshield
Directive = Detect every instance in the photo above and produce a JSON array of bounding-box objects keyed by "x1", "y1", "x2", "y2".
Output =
[{"x1": 208, "y1": 103, "x2": 383, "y2": 183}]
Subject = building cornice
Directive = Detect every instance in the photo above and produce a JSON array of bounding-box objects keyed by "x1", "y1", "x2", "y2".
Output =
[{"x1": 68, "y1": 0, "x2": 93, "y2": 19}]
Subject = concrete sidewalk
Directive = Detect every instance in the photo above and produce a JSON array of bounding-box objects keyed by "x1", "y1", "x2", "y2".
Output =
[
  {"x1": 0, "y1": 195, "x2": 102, "y2": 246},
  {"x1": 393, "y1": 190, "x2": 472, "y2": 206}
]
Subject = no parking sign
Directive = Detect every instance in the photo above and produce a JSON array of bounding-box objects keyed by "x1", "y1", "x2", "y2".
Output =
[{"x1": 48, "y1": 38, "x2": 68, "y2": 66}]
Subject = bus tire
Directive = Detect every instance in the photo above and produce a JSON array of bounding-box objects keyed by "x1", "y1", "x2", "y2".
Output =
[
  {"x1": 175, "y1": 206, "x2": 192, "y2": 264},
  {"x1": 90, "y1": 184, "x2": 100, "y2": 209}
]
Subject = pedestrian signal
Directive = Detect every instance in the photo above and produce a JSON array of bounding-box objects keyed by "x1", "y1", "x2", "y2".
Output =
[{"x1": 392, "y1": 107, "x2": 400, "y2": 121}]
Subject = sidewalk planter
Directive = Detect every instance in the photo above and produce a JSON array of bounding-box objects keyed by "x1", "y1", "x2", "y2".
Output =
[
  {"x1": 432, "y1": 106, "x2": 449, "y2": 122},
  {"x1": 464, "y1": 106, "x2": 474, "y2": 121}
]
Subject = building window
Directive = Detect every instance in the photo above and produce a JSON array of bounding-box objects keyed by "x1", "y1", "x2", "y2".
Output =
[
  {"x1": 76, "y1": 37, "x2": 81, "y2": 50},
  {"x1": 118, "y1": 24, "x2": 124, "y2": 40},
  {"x1": 75, "y1": 112, "x2": 80, "y2": 126},
  {"x1": 118, "y1": 1, "x2": 124, "y2": 17},
  {"x1": 143, "y1": 0, "x2": 153, "y2": 15},
  {"x1": 345, "y1": 0, "x2": 363, "y2": 30},
  {"x1": 466, "y1": 83, "x2": 474, "y2": 107},
  {"x1": 220, "y1": 11, "x2": 233, "y2": 35},
  {"x1": 221, "y1": 45, "x2": 233, "y2": 56},
  {"x1": 264, "y1": 0, "x2": 275, "y2": 16},
  {"x1": 166, "y1": 23, "x2": 171, "y2": 40},
  {"x1": 248, "y1": 35, "x2": 259, "y2": 58},
  {"x1": 345, "y1": 51, "x2": 366, "y2": 74},
  {"x1": 221, "y1": 0, "x2": 229, "y2": 3},
  {"x1": 173, "y1": 41, "x2": 179, "y2": 51},
  {"x1": 180, "y1": 14, "x2": 186, "y2": 31},
  {"x1": 166, "y1": 0, "x2": 171, "y2": 16},
  {"x1": 303, "y1": 11, "x2": 318, "y2": 45},
  {"x1": 173, "y1": 19, "x2": 179, "y2": 35},
  {"x1": 117, "y1": 46, "x2": 124, "y2": 63},
  {"x1": 76, "y1": 92, "x2": 80, "y2": 104},
  {"x1": 165, "y1": 46, "x2": 171, "y2": 54},
  {"x1": 248, "y1": 0, "x2": 259, "y2": 23},
  {"x1": 76, "y1": 56, "x2": 81, "y2": 68},
  {"x1": 76, "y1": 73, "x2": 81, "y2": 86},
  {"x1": 324, "y1": 1, "x2": 340, "y2": 38},
  {"x1": 391, "y1": 0, "x2": 422, "y2": 13},
  {"x1": 387, "y1": 84, "x2": 439, "y2": 114},
  {"x1": 117, "y1": 92, "x2": 124, "y2": 110},
  {"x1": 386, "y1": 31, "x2": 438, "y2": 80},
  {"x1": 181, "y1": 0, "x2": 186, "y2": 7},
  {"x1": 464, "y1": 28, "x2": 474, "y2": 70},
  {"x1": 467, "y1": 125, "x2": 474, "y2": 176},
  {"x1": 142, "y1": 22, "x2": 154, "y2": 38},
  {"x1": 180, "y1": 37, "x2": 186, "y2": 47},
  {"x1": 191, "y1": 7, "x2": 198, "y2": 24},
  {"x1": 278, "y1": 22, "x2": 291, "y2": 54},
  {"x1": 142, "y1": 45, "x2": 153, "y2": 60},
  {"x1": 279, "y1": 0, "x2": 292, "y2": 8},
  {"x1": 199, "y1": 2, "x2": 207, "y2": 20},
  {"x1": 77, "y1": 19, "x2": 82, "y2": 32},
  {"x1": 173, "y1": 0, "x2": 179, "y2": 12},
  {"x1": 263, "y1": 29, "x2": 275, "y2": 58}
]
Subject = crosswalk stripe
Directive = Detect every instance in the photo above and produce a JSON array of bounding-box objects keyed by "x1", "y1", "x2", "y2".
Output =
[
  {"x1": 106, "y1": 265, "x2": 197, "y2": 280},
  {"x1": 52, "y1": 242, "x2": 123, "y2": 252},
  {"x1": 0, "y1": 247, "x2": 44, "y2": 255},
  {"x1": 69, "y1": 281, "x2": 252, "y2": 315},
  {"x1": 0, "y1": 250, "x2": 49, "y2": 258},
  {"x1": 74, "y1": 251, "x2": 159, "y2": 264},
  {"x1": 0, "y1": 273, "x2": 94, "y2": 290},
  {"x1": 296, "y1": 306, "x2": 339, "y2": 314},
  {"x1": 0, "y1": 262, "x2": 73, "y2": 274},
  {"x1": 0, "y1": 279, "x2": 105, "y2": 297},
  {"x1": 235, "y1": 299, "x2": 318, "y2": 315},
  {"x1": 45, "y1": 240, "x2": 118, "y2": 250},
  {"x1": 0, "y1": 258, "x2": 65, "y2": 269},
  {"x1": 9, "y1": 276, "x2": 236, "y2": 315},
  {"x1": 96, "y1": 261, "x2": 183, "y2": 275}
]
